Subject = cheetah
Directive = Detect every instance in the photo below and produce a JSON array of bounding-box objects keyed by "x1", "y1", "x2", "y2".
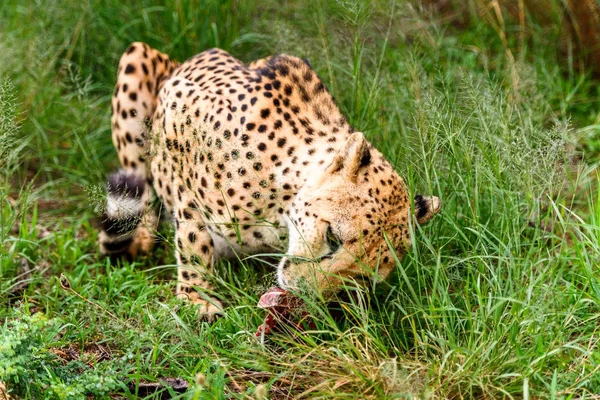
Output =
[{"x1": 99, "y1": 42, "x2": 441, "y2": 319}]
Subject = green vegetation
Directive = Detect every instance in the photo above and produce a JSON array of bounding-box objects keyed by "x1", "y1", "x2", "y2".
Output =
[{"x1": 2, "y1": 0, "x2": 600, "y2": 398}]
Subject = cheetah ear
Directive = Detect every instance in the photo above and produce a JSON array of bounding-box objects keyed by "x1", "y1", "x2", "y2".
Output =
[
  {"x1": 326, "y1": 132, "x2": 371, "y2": 182},
  {"x1": 414, "y1": 195, "x2": 441, "y2": 225}
]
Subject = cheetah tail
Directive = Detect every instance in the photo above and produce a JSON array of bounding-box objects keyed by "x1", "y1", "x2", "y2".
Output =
[{"x1": 99, "y1": 170, "x2": 146, "y2": 258}]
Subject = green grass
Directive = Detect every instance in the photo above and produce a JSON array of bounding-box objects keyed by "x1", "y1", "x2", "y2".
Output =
[{"x1": 2, "y1": 0, "x2": 600, "y2": 398}]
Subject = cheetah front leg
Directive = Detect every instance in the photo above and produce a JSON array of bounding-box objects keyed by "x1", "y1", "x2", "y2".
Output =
[{"x1": 174, "y1": 203, "x2": 223, "y2": 320}]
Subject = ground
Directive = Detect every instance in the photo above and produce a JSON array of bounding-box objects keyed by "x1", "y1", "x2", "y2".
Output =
[{"x1": 1, "y1": 0, "x2": 600, "y2": 399}]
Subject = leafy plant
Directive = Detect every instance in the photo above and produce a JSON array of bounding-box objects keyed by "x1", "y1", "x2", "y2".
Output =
[{"x1": 0, "y1": 309, "x2": 130, "y2": 399}]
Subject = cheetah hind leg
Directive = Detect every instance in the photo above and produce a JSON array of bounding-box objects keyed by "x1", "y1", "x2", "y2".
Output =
[{"x1": 100, "y1": 42, "x2": 178, "y2": 259}]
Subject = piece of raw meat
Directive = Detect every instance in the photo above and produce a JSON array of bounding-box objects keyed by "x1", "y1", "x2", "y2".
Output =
[{"x1": 255, "y1": 287, "x2": 312, "y2": 336}]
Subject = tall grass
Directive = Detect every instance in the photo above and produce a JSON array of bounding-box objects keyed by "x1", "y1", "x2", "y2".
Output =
[{"x1": 1, "y1": 0, "x2": 600, "y2": 398}]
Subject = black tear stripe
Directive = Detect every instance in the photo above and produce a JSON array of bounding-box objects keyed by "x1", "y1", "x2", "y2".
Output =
[
  {"x1": 414, "y1": 195, "x2": 428, "y2": 219},
  {"x1": 107, "y1": 170, "x2": 145, "y2": 199}
]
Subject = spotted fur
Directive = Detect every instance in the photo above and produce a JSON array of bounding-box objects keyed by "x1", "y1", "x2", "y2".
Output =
[{"x1": 100, "y1": 42, "x2": 441, "y2": 318}]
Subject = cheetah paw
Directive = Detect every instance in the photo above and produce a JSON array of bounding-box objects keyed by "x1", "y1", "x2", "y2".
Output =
[
  {"x1": 177, "y1": 292, "x2": 223, "y2": 322},
  {"x1": 195, "y1": 299, "x2": 223, "y2": 322}
]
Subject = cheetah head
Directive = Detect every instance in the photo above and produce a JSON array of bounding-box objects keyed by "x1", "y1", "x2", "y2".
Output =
[{"x1": 278, "y1": 132, "x2": 440, "y2": 296}]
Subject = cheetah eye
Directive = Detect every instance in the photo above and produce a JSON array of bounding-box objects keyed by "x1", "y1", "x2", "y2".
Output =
[{"x1": 326, "y1": 225, "x2": 342, "y2": 253}]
